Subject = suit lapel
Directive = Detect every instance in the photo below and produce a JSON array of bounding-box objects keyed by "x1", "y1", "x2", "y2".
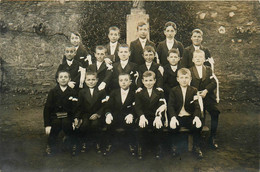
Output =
[
  {"x1": 177, "y1": 86, "x2": 184, "y2": 106},
  {"x1": 97, "y1": 62, "x2": 106, "y2": 74},
  {"x1": 150, "y1": 88, "x2": 158, "y2": 103},
  {"x1": 202, "y1": 65, "x2": 206, "y2": 81},
  {"x1": 192, "y1": 66, "x2": 200, "y2": 80}
]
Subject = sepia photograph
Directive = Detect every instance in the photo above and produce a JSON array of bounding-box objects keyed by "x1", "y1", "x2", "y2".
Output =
[{"x1": 0, "y1": 0, "x2": 259, "y2": 171}]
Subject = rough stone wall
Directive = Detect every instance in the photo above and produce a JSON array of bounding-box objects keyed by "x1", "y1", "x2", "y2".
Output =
[{"x1": 0, "y1": 1, "x2": 259, "y2": 104}]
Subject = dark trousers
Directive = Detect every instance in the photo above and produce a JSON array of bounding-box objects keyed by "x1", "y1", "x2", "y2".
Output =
[{"x1": 204, "y1": 103, "x2": 220, "y2": 138}]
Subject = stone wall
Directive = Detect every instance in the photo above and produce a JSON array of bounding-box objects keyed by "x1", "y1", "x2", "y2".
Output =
[{"x1": 0, "y1": 1, "x2": 259, "y2": 103}]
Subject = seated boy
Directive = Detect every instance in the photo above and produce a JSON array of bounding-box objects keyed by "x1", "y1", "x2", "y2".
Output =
[
  {"x1": 43, "y1": 70, "x2": 77, "y2": 155},
  {"x1": 163, "y1": 48, "x2": 182, "y2": 101},
  {"x1": 104, "y1": 26, "x2": 121, "y2": 64},
  {"x1": 135, "y1": 71, "x2": 167, "y2": 159},
  {"x1": 103, "y1": 73, "x2": 136, "y2": 156},
  {"x1": 130, "y1": 22, "x2": 156, "y2": 66},
  {"x1": 189, "y1": 50, "x2": 220, "y2": 149},
  {"x1": 168, "y1": 68, "x2": 203, "y2": 158},
  {"x1": 136, "y1": 45, "x2": 163, "y2": 91},
  {"x1": 181, "y1": 29, "x2": 211, "y2": 68},
  {"x1": 87, "y1": 45, "x2": 112, "y2": 91},
  {"x1": 56, "y1": 45, "x2": 83, "y2": 92},
  {"x1": 74, "y1": 71, "x2": 107, "y2": 154},
  {"x1": 111, "y1": 44, "x2": 138, "y2": 90},
  {"x1": 157, "y1": 21, "x2": 184, "y2": 66}
]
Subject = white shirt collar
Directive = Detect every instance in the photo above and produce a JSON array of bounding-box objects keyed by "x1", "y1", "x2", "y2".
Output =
[
  {"x1": 75, "y1": 45, "x2": 79, "y2": 51},
  {"x1": 66, "y1": 59, "x2": 73, "y2": 66},
  {"x1": 147, "y1": 88, "x2": 153, "y2": 97},
  {"x1": 96, "y1": 61, "x2": 103, "y2": 70},
  {"x1": 60, "y1": 86, "x2": 67, "y2": 92},
  {"x1": 120, "y1": 59, "x2": 129, "y2": 69},
  {"x1": 170, "y1": 65, "x2": 178, "y2": 72},
  {"x1": 110, "y1": 41, "x2": 118, "y2": 46},
  {"x1": 166, "y1": 38, "x2": 174, "y2": 50},
  {"x1": 166, "y1": 38, "x2": 174, "y2": 43},
  {"x1": 195, "y1": 65, "x2": 203, "y2": 78},
  {"x1": 193, "y1": 45, "x2": 200, "y2": 50},
  {"x1": 121, "y1": 88, "x2": 129, "y2": 95},
  {"x1": 139, "y1": 38, "x2": 147, "y2": 49},
  {"x1": 145, "y1": 62, "x2": 152, "y2": 70},
  {"x1": 89, "y1": 87, "x2": 94, "y2": 96}
]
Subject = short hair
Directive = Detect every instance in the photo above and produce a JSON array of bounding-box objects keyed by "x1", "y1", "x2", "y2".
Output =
[
  {"x1": 177, "y1": 68, "x2": 191, "y2": 77},
  {"x1": 108, "y1": 26, "x2": 120, "y2": 34},
  {"x1": 142, "y1": 71, "x2": 156, "y2": 79},
  {"x1": 85, "y1": 71, "x2": 97, "y2": 78},
  {"x1": 118, "y1": 72, "x2": 131, "y2": 80},
  {"x1": 193, "y1": 49, "x2": 205, "y2": 58},
  {"x1": 71, "y1": 32, "x2": 82, "y2": 40},
  {"x1": 95, "y1": 45, "x2": 107, "y2": 53},
  {"x1": 119, "y1": 43, "x2": 130, "y2": 49},
  {"x1": 64, "y1": 44, "x2": 76, "y2": 51},
  {"x1": 143, "y1": 45, "x2": 156, "y2": 55},
  {"x1": 168, "y1": 48, "x2": 180, "y2": 57},
  {"x1": 56, "y1": 70, "x2": 70, "y2": 79},
  {"x1": 164, "y1": 21, "x2": 177, "y2": 31},
  {"x1": 137, "y1": 21, "x2": 147, "y2": 30},
  {"x1": 192, "y1": 29, "x2": 203, "y2": 36}
]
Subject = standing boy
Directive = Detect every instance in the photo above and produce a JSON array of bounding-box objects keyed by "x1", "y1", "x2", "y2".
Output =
[{"x1": 157, "y1": 21, "x2": 184, "y2": 66}]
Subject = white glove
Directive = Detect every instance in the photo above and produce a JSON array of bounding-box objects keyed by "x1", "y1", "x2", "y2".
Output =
[
  {"x1": 153, "y1": 116, "x2": 163, "y2": 129},
  {"x1": 105, "y1": 113, "x2": 113, "y2": 124},
  {"x1": 170, "y1": 116, "x2": 179, "y2": 129},
  {"x1": 125, "y1": 114, "x2": 133, "y2": 124},
  {"x1": 135, "y1": 87, "x2": 142, "y2": 93},
  {"x1": 192, "y1": 116, "x2": 202, "y2": 128},
  {"x1": 45, "y1": 126, "x2": 51, "y2": 135},
  {"x1": 98, "y1": 82, "x2": 106, "y2": 90},
  {"x1": 104, "y1": 58, "x2": 113, "y2": 65},
  {"x1": 139, "y1": 115, "x2": 148, "y2": 128},
  {"x1": 86, "y1": 55, "x2": 92, "y2": 65},
  {"x1": 68, "y1": 81, "x2": 76, "y2": 89},
  {"x1": 155, "y1": 104, "x2": 166, "y2": 117}
]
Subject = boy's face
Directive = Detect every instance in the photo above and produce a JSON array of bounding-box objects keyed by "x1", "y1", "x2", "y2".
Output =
[
  {"x1": 57, "y1": 72, "x2": 70, "y2": 87},
  {"x1": 95, "y1": 49, "x2": 106, "y2": 62},
  {"x1": 85, "y1": 74, "x2": 98, "y2": 88},
  {"x1": 192, "y1": 53, "x2": 205, "y2": 66},
  {"x1": 137, "y1": 25, "x2": 148, "y2": 39},
  {"x1": 70, "y1": 33, "x2": 80, "y2": 46},
  {"x1": 167, "y1": 52, "x2": 180, "y2": 66},
  {"x1": 142, "y1": 76, "x2": 156, "y2": 89},
  {"x1": 119, "y1": 75, "x2": 131, "y2": 90},
  {"x1": 143, "y1": 50, "x2": 155, "y2": 63},
  {"x1": 191, "y1": 32, "x2": 203, "y2": 46},
  {"x1": 65, "y1": 47, "x2": 76, "y2": 60},
  {"x1": 164, "y1": 26, "x2": 176, "y2": 40},
  {"x1": 177, "y1": 74, "x2": 191, "y2": 87},
  {"x1": 108, "y1": 30, "x2": 120, "y2": 43},
  {"x1": 118, "y1": 47, "x2": 130, "y2": 61}
]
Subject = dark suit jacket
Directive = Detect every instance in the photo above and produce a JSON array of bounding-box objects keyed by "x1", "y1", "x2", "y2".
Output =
[
  {"x1": 43, "y1": 85, "x2": 77, "y2": 127},
  {"x1": 181, "y1": 45, "x2": 211, "y2": 68},
  {"x1": 163, "y1": 63, "x2": 181, "y2": 98},
  {"x1": 75, "y1": 87, "x2": 106, "y2": 119},
  {"x1": 136, "y1": 62, "x2": 163, "y2": 89},
  {"x1": 157, "y1": 39, "x2": 184, "y2": 66},
  {"x1": 105, "y1": 42, "x2": 120, "y2": 63},
  {"x1": 130, "y1": 38, "x2": 156, "y2": 66},
  {"x1": 112, "y1": 61, "x2": 138, "y2": 89},
  {"x1": 189, "y1": 66, "x2": 217, "y2": 105},
  {"x1": 105, "y1": 88, "x2": 135, "y2": 122},
  {"x1": 135, "y1": 88, "x2": 165, "y2": 121},
  {"x1": 168, "y1": 85, "x2": 201, "y2": 118},
  {"x1": 56, "y1": 59, "x2": 82, "y2": 88},
  {"x1": 87, "y1": 62, "x2": 112, "y2": 87}
]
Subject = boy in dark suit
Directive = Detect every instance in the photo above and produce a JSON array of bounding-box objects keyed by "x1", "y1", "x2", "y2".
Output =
[
  {"x1": 135, "y1": 71, "x2": 167, "y2": 159},
  {"x1": 189, "y1": 50, "x2": 220, "y2": 149},
  {"x1": 130, "y1": 22, "x2": 156, "y2": 66},
  {"x1": 56, "y1": 45, "x2": 83, "y2": 92},
  {"x1": 157, "y1": 21, "x2": 184, "y2": 66},
  {"x1": 168, "y1": 68, "x2": 203, "y2": 158},
  {"x1": 111, "y1": 44, "x2": 138, "y2": 90},
  {"x1": 136, "y1": 45, "x2": 164, "y2": 91},
  {"x1": 74, "y1": 71, "x2": 107, "y2": 154},
  {"x1": 103, "y1": 73, "x2": 136, "y2": 156},
  {"x1": 181, "y1": 29, "x2": 211, "y2": 68},
  {"x1": 43, "y1": 71, "x2": 77, "y2": 156},
  {"x1": 163, "y1": 48, "x2": 182, "y2": 101},
  {"x1": 87, "y1": 45, "x2": 112, "y2": 92},
  {"x1": 104, "y1": 26, "x2": 121, "y2": 64}
]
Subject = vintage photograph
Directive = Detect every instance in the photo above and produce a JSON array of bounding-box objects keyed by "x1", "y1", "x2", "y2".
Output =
[{"x1": 0, "y1": 0, "x2": 259, "y2": 171}]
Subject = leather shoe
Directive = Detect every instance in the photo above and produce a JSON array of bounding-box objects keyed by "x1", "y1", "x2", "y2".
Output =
[
  {"x1": 129, "y1": 144, "x2": 136, "y2": 156},
  {"x1": 81, "y1": 143, "x2": 87, "y2": 153},
  {"x1": 137, "y1": 145, "x2": 142, "y2": 160},
  {"x1": 171, "y1": 145, "x2": 179, "y2": 157},
  {"x1": 96, "y1": 143, "x2": 102, "y2": 154},
  {"x1": 155, "y1": 145, "x2": 162, "y2": 159},
  {"x1": 46, "y1": 145, "x2": 52, "y2": 156},
  {"x1": 193, "y1": 146, "x2": 203, "y2": 159},
  {"x1": 209, "y1": 138, "x2": 219, "y2": 149},
  {"x1": 103, "y1": 144, "x2": 112, "y2": 156},
  {"x1": 71, "y1": 144, "x2": 77, "y2": 156}
]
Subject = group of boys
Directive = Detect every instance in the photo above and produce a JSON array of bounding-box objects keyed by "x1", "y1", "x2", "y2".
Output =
[{"x1": 43, "y1": 21, "x2": 220, "y2": 159}]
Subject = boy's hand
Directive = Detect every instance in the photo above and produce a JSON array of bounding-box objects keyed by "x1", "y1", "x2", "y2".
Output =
[
  {"x1": 139, "y1": 115, "x2": 148, "y2": 128},
  {"x1": 125, "y1": 114, "x2": 133, "y2": 124},
  {"x1": 89, "y1": 114, "x2": 100, "y2": 120},
  {"x1": 199, "y1": 89, "x2": 208, "y2": 98},
  {"x1": 45, "y1": 126, "x2": 51, "y2": 135},
  {"x1": 104, "y1": 58, "x2": 112, "y2": 65},
  {"x1": 68, "y1": 81, "x2": 76, "y2": 89},
  {"x1": 105, "y1": 113, "x2": 113, "y2": 124},
  {"x1": 79, "y1": 83, "x2": 84, "y2": 88},
  {"x1": 170, "y1": 116, "x2": 179, "y2": 129},
  {"x1": 98, "y1": 82, "x2": 106, "y2": 90},
  {"x1": 135, "y1": 87, "x2": 142, "y2": 93},
  {"x1": 153, "y1": 116, "x2": 163, "y2": 129},
  {"x1": 192, "y1": 116, "x2": 202, "y2": 128}
]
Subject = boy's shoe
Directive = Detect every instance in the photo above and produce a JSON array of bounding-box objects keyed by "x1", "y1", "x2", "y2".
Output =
[
  {"x1": 81, "y1": 143, "x2": 87, "y2": 153},
  {"x1": 96, "y1": 143, "x2": 102, "y2": 154},
  {"x1": 137, "y1": 145, "x2": 142, "y2": 160},
  {"x1": 129, "y1": 144, "x2": 136, "y2": 156},
  {"x1": 71, "y1": 144, "x2": 77, "y2": 156},
  {"x1": 155, "y1": 145, "x2": 162, "y2": 159},
  {"x1": 193, "y1": 146, "x2": 203, "y2": 159},
  {"x1": 209, "y1": 137, "x2": 219, "y2": 149},
  {"x1": 103, "y1": 144, "x2": 112, "y2": 156},
  {"x1": 46, "y1": 145, "x2": 52, "y2": 156},
  {"x1": 171, "y1": 145, "x2": 179, "y2": 157}
]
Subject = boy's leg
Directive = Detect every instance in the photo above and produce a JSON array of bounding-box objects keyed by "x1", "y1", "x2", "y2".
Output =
[
  {"x1": 47, "y1": 118, "x2": 62, "y2": 154},
  {"x1": 123, "y1": 121, "x2": 136, "y2": 156},
  {"x1": 103, "y1": 122, "x2": 114, "y2": 156},
  {"x1": 61, "y1": 117, "x2": 76, "y2": 155},
  {"x1": 78, "y1": 116, "x2": 90, "y2": 152},
  {"x1": 90, "y1": 118, "x2": 102, "y2": 154}
]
